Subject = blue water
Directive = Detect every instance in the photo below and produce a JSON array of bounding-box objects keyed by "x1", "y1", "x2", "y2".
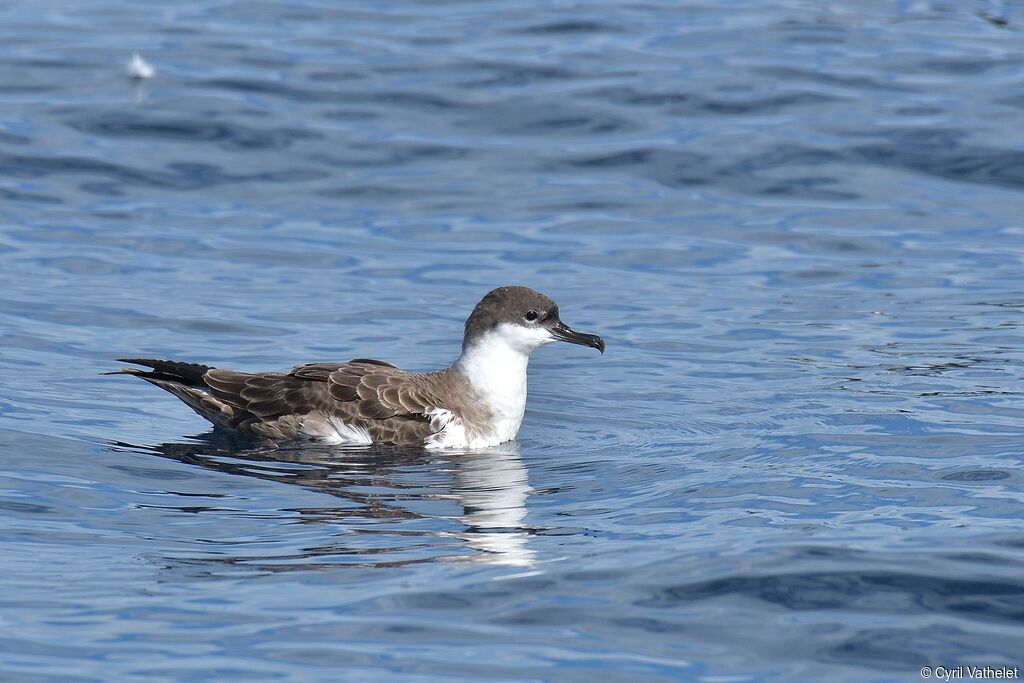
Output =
[{"x1": 2, "y1": 1, "x2": 1024, "y2": 680}]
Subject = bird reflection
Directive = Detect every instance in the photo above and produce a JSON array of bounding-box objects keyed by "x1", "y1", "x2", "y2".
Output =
[
  {"x1": 451, "y1": 445, "x2": 536, "y2": 567},
  {"x1": 109, "y1": 431, "x2": 536, "y2": 569}
]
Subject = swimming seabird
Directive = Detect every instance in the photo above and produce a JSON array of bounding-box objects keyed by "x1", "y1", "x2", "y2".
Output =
[
  {"x1": 127, "y1": 53, "x2": 156, "y2": 80},
  {"x1": 113, "y1": 286, "x2": 604, "y2": 448}
]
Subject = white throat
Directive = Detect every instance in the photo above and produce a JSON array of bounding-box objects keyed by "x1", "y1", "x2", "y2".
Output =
[{"x1": 453, "y1": 323, "x2": 553, "y2": 445}]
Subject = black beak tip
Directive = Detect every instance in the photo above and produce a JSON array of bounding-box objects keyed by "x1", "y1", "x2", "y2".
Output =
[{"x1": 551, "y1": 321, "x2": 605, "y2": 354}]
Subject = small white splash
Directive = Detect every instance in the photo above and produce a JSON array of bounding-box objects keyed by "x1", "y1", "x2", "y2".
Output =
[{"x1": 127, "y1": 53, "x2": 156, "y2": 80}]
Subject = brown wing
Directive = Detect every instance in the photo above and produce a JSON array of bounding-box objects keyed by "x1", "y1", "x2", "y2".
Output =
[
  {"x1": 288, "y1": 359, "x2": 396, "y2": 382},
  {"x1": 203, "y1": 360, "x2": 446, "y2": 443},
  {"x1": 323, "y1": 362, "x2": 447, "y2": 421},
  {"x1": 203, "y1": 369, "x2": 339, "y2": 438}
]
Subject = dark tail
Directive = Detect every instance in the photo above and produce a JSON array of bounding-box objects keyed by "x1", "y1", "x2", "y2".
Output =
[{"x1": 106, "y1": 358, "x2": 213, "y2": 387}]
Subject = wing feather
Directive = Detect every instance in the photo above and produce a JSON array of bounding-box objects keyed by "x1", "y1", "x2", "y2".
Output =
[
  {"x1": 201, "y1": 360, "x2": 447, "y2": 444},
  {"x1": 325, "y1": 362, "x2": 445, "y2": 420}
]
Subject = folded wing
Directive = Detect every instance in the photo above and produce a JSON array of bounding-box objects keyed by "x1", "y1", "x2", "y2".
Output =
[{"x1": 201, "y1": 360, "x2": 447, "y2": 444}]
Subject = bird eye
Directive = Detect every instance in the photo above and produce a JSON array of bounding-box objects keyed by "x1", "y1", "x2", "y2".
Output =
[{"x1": 524, "y1": 310, "x2": 539, "y2": 322}]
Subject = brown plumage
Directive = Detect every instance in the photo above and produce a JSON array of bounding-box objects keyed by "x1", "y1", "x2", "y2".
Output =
[{"x1": 113, "y1": 286, "x2": 604, "y2": 448}]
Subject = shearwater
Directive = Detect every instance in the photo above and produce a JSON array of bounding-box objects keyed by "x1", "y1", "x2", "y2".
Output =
[{"x1": 113, "y1": 286, "x2": 604, "y2": 449}]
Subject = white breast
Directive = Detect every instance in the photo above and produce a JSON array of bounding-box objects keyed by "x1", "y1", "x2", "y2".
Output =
[{"x1": 441, "y1": 323, "x2": 547, "y2": 449}]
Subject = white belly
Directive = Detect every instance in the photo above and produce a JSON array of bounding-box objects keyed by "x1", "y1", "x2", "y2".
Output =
[{"x1": 424, "y1": 409, "x2": 522, "y2": 450}]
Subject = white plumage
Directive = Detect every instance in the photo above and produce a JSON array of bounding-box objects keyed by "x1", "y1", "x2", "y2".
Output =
[{"x1": 127, "y1": 53, "x2": 156, "y2": 80}]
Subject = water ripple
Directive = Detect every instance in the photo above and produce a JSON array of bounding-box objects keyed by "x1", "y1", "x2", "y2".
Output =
[
  {"x1": 68, "y1": 113, "x2": 322, "y2": 151},
  {"x1": 1, "y1": 0, "x2": 1023, "y2": 679}
]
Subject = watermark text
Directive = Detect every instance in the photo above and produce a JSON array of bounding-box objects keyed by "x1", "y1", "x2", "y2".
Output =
[{"x1": 921, "y1": 666, "x2": 1020, "y2": 681}]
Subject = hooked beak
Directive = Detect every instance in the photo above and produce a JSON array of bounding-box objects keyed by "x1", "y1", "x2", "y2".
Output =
[{"x1": 550, "y1": 321, "x2": 605, "y2": 354}]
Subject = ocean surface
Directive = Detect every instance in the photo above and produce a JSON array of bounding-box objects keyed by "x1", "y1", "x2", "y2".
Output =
[{"x1": 2, "y1": 1, "x2": 1024, "y2": 681}]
